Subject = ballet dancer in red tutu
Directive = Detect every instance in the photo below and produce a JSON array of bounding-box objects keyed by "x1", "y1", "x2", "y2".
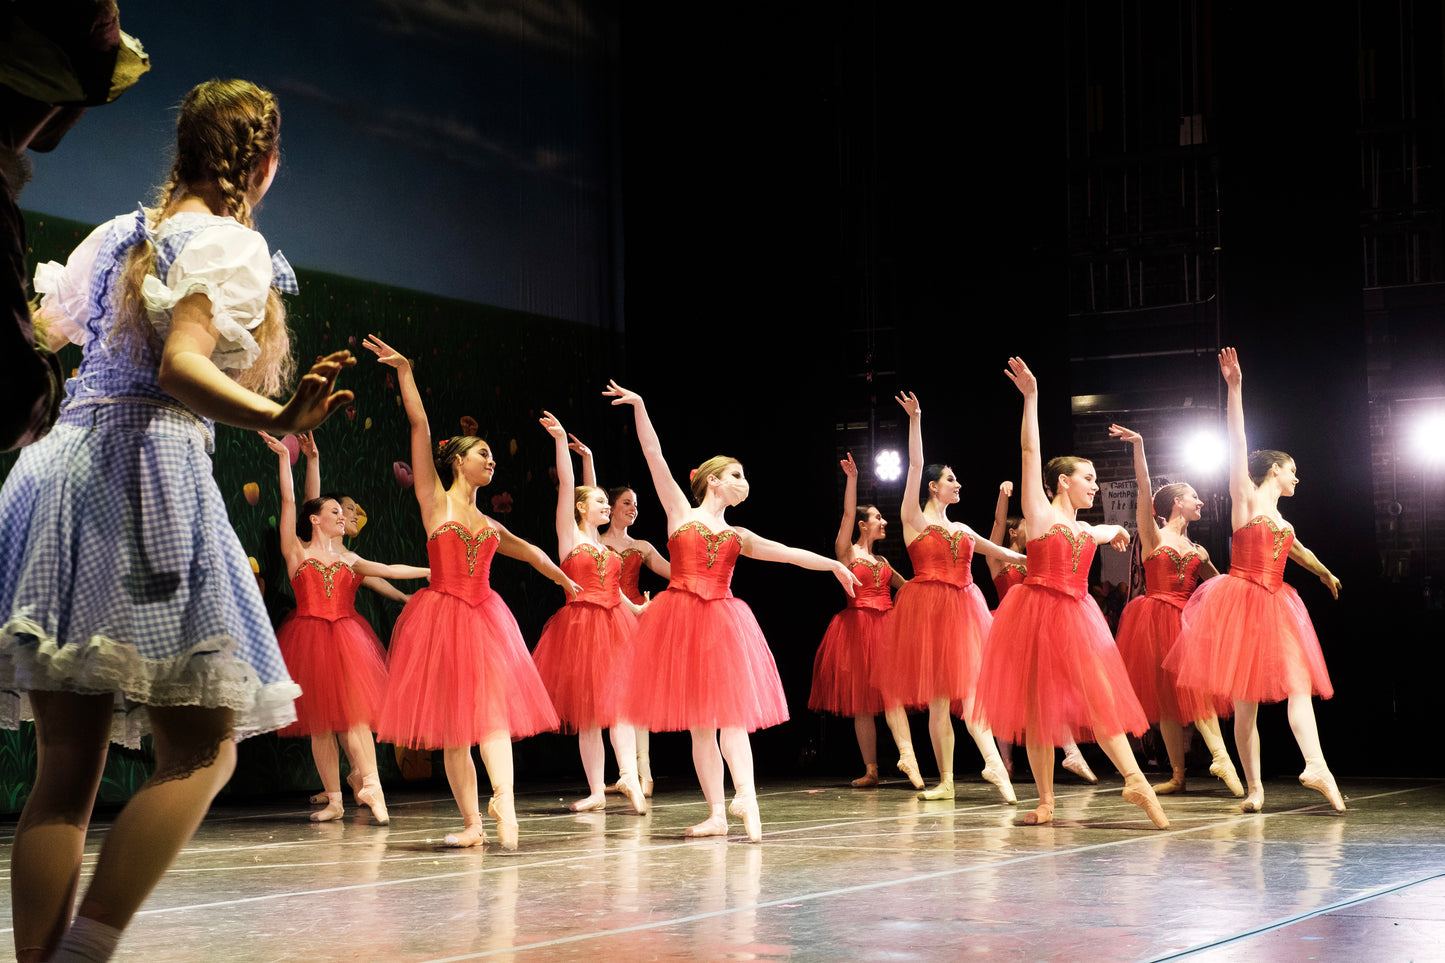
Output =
[
  {"x1": 974, "y1": 358, "x2": 1169, "y2": 828},
  {"x1": 987, "y1": 480, "x2": 1097, "y2": 784},
  {"x1": 874, "y1": 393, "x2": 1020, "y2": 803},
  {"x1": 1107, "y1": 424, "x2": 1243, "y2": 798},
  {"x1": 366, "y1": 334, "x2": 575, "y2": 849},
  {"x1": 260, "y1": 431, "x2": 428, "y2": 823},
  {"x1": 604, "y1": 380, "x2": 859, "y2": 841},
  {"x1": 808, "y1": 453, "x2": 907, "y2": 788},
  {"x1": 532, "y1": 412, "x2": 649, "y2": 815},
  {"x1": 1165, "y1": 348, "x2": 1344, "y2": 813}
]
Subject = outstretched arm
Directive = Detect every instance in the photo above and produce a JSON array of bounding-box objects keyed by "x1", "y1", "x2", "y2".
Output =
[
  {"x1": 1108, "y1": 424, "x2": 1161, "y2": 555},
  {"x1": 299, "y1": 431, "x2": 320, "y2": 502},
  {"x1": 364, "y1": 334, "x2": 444, "y2": 519},
  {"x1": 895, "y1": 392, "x2": 927, "y2": 533},
  {"x1": 639, "y1": 541, "x2": 672, "y2": 580},
  {"x1": 1220, "y1": 347, "x2": 1254, "y2": 529},
  {"x1": 603, "y1": 380, "x2": 690, "y2": 525},
  {"x1": 493, "y1": 519, "x2": 582, "y2": 599},
  {"x1": 834, "y1": 453, "x2": 860, "y2": 563},
  {"x1": 569, "y1": 433, "x2": 597, "y2": 488},
  {"x1": 351, "y1": 558, "x2": 430, "y2": 582},
  {"x1": 360, "y1": 575, "x2": 411, "y2": 603},
  {"x1": 1005, "y1": 357, "x2": 1051, "y2": 533},
  {"x1": 260, "y1": 430, "x2": 302, "y2": 574},
  {"x1": 1288, "y1": 539, "x2": 1341, "y2": 599},
  {"x1": 737, "y1": 528, "x2": 861, "y2": 597},
  {"x1": 960, "y1": 525, "x2": 1027, "y2": 565},
  {"x1": 542, "y1": 411, "x2": 579, "y2": 552}
]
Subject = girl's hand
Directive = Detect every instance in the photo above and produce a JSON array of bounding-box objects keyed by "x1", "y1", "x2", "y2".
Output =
[
  {"x1": 1004, "y1": 356, "x2": 1037, "y2": 396},
  {"x1": 560, "y1": 575, "x2": 583, "y2": 600},
  {"x1": 840, "y1": 452, "x2": 858, "y2": 477},
  {"x1": 1219, "y1": 346, "x2": 1241, "y2": 387},
  {"x1": 258, "y1": 430, "x2": 289, "y2": 456},
  {"x1": 603, "y1": 379, "x2": 642, "y2": 406},
  {"x1": 833, "y1": 560, "x2": 863, "y2": 597},
  {"x1": 895, "y1": 391, "x2": 921, "y2": 418},
  {"x1": 274, "y1": 351, "x2": 355, "y2": 434},
  {"x1": 1321, "y1": 572, "x2": 1342, "y2": 600},
  {"x1": 567, "y1": 433, "x2": 592, "y2": 458},
  {"x1": 1108, "y1": 424, "x2": 1142, "y2": 445},
  {"x1": 539, "y1": 410, "x2": 566, "y2": 440},
  {"x1": 1107, "y1": 527, "x2": 1131, "y2": 552},
  {"x1": 999, "y1": 480, "x2": 1013, "y2": 496},
  {"x1": 298, "y1": 430, "x2": 318, "y2": 458},
  {"x1": 362, "y1": 334, "x2": 409, "y2": 370}
]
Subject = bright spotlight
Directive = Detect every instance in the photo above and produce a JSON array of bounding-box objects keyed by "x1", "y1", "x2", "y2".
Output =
[
  {"x1": 1183, "y1": 431, "x2": 1227, "y2": 474},
  {"x1": 1413, "y1": 413, "x2": 1445, "y2": 463},
  {"x1": 875, "y1": 449, "x2": 902, "y2": 482}
]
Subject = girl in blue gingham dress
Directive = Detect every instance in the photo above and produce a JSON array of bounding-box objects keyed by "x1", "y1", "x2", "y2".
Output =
[{"x1": 0, "y1": 80, "x2": 355, "y2": 963}]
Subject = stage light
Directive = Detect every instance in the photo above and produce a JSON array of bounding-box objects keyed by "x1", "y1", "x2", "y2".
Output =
[
  {"x1": 1413, "y1": 412, "x2": 1445, "y2": 464},
  {"x1": 875, "y1": 449, "x2": 902, "y2": 482},
  {"x1": 1183, "y1": 431, "x2": 1226, "y2": 474}
]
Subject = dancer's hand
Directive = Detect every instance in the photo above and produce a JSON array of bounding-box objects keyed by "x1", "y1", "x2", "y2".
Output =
[
  {"x1": 1219, "y1": 346, "x2": 1241, "y2": 387},
  {"x1": 258, "y1": 430, "x2": 289, "y2": 457},
  {"x1": 298, "y1": 430, "x2": 318, "y2": 459},
  {"x1": 999, "y1": 480, "x2": 1013, "y2": 496},
  {"x1": 1108, "y1": 424, "x2": 1142, "y2": 445},
  {"x1": 832, "y1": 560, "x2": 863, "y2": 598},
  {"x1": 1106, "y1": 526, "x2": 1131, "y2": 552},
  {"x1": 840, "y1": 452, "x2": 858, "y2": 477},
  {"x1": 1004, "y1": 357, "x2": 1037, "y2": 396},
  {"x1": 1320, "y1": 571, "x2": 1342, "y2": 599},
  {"x1": 567, "y1": 433, "x2": 591, "y2": 458},
  {"x1": 363, "y1": 334, "x2": 410, "y2": 370},
  {"x1": 274, "y1": 351, "x2": 355, "y2": 434},
  {"x1": 603, "y1": 379, "x2": 642, "y2": 406},
  {"x1": 559, "y1": 574, "x2": 583, "y2": 600},
  {"x1": 539, "y1": 410, "x2": 566, "y2": 440},
  {"x1": 895, "y1": 391, "x2": 921, "y2": 418}
]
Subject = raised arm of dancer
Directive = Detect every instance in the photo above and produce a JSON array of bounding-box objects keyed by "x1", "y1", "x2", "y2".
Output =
[
  {"x1": 603, "y1": 380, "x2": 691, "y2": 525},
  {"x1": 834, "y1": 453, "x2": 860, "y2": 563},
  {"x1": 735, "y1": 528, "x2": 860, "y2": 596},
  {"x1": 363, "y1": 334, "x2": 445, "y2": 522},
  {"x1": 493, "y1": 519, "x2": 581, "y2": 599},
  {"x1": 1109, "y1": 424, "x2": 1161, "y2": 555},
  {"x1": 1220, "y1": 347, "x2": 1255, "y2": 529},
  {"x1": 1005, "y1": 357, "x2": 1052, "y2": 535},
  {"x1": 568, "y1": 433, "x2": 596, "y2": 488},
  {"x1": 360, "y1": 575, "x2": 411, "y2": 603},
  {"x1": 895, "y1": 391, "x2": 928, "y2": 534},
  {"x1": 260, "y1": 430, "x2": 304, "y2": 575},
  {"x1": 986, "y1": 480, "x2": 1013, "y2": 577},
  {"x1": 542, "y1": 411, "x2": 582, "y2": 555},
  {"x1": 1288, "y1": 539, "x2": 1342, "y2": 599},
  {"x1": 299, "y1": 431, "x2": 320, "y2": 501},
  {"x1": 161, "y1": 303, "x2": 353, "y2": 432}
]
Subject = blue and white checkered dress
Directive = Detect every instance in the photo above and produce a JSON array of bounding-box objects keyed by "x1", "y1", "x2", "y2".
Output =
[{"x1": 0, "y1": 208, "x2": 302, "y2": 746}]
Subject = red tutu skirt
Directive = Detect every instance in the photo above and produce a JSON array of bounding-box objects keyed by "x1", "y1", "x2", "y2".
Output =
[
  {"x1": 532, "y1": 601, "x2": 638, "y2": 732},
  {"x1": 1166, "y1": 575, "x2": 1333, "y2": 704},
  {"x1": 621, "y1": 589, "x2": 787, "y2": 732},
  {"x1": 973, "y1": 583, "x2": 1148, "y2": 745},
  {"x1": 376, "y1": 587, "x2": 559, "y2": 748},
  {"x1": 808, "y1": 607, "x2": 889, "y2": 717},
  {"x1": 1115, "y1": 597, "x2": 1232, "y2": 724},
  {"x1": 873, "y1": 580, "x2": 989, "y2": 710},
  {"x1": 275, "y1": 614, "x2": 388, "y2": 737}
]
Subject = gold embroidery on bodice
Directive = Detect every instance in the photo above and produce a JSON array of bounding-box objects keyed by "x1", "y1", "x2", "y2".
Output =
[
  {"x1": 1034, "y1": 524, "x2": 1088, "y2": 573},
  {"x1": 852, "y1": 554, "x2": 889, "y2": 588},
  {"x1": 295, "y1": 558, "x2": 350, "y2": 599},
  {"x1": 565, "y1": 543, "x2": 613, "y2": 584},
  {"x1": 671, "y1": 521, "x2": 741, "y2": 569},
  {"x1": 429, "y1": 521, "x2": 500, "y2": 576},
  {"x1": 1240, "y1": 515, "x2": 1292, "y2": 561},
  {"x1": 1146, "y1": 545, "x2": 1200, "y2": 586},
  {"x1": 914, "y1": 525, "x2": 969, "y2": 563}
]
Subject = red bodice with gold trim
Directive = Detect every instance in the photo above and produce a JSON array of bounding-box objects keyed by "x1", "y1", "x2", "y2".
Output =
[
  {"x1": 846, "y1": 555, "x2": 894, "y2": 612},
  {"x1": 562, "y1": 544, "x2": 623, "y2": 608},
  {"x1": 425, "y1": 521, "x2": 500, "y2": 604},
  {"x1": 1227, "y1": 516, "x2": 1295, "y2": 593},
  {"x1": 1022, "y1": 525, "x2": 1096, "y2": 600},
  {"x1": 907, "y1": 525, "x2": 976, "y2": 589},
  {"x1": 290, "y1": 559, "x2": 364, "y2": 621},
  {"x1": 665, "y1": 522, "x2": 741, "y2": 600},
  {"x1": 616, "y1": 548, "x2": 646, "y2": 605},
  {"x1": 993, "y1": 563, "x2": 1026, "y2": 602},
  {"x1": 1142, "y1": 546, "x2": 1205, "y2": 609}
]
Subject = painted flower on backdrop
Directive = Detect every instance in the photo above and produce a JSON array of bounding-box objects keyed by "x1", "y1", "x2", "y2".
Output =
[
  {"x1": 491, "y1": 492, "x2": 513, "y2": 514},
  {"x1": 243, "y1": 482, "x2": 260, "y2": 506},
  {"x1": 393, "y1": 461, "x2": 414, "y2": 488},
  {"x1": 281, "y1": 434, "x2": 300, "y2": 465},
  {"x1": 459, "y1": 415, "x2": 478, "y2": 436}
]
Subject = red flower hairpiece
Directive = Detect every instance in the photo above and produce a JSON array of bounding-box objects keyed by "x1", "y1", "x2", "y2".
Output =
[{"x1": 688, "y1": 468, "x2": 698, "y2": 481}]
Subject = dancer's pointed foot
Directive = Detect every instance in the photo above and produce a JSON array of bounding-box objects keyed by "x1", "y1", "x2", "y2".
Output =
[
  {"x1": 568, "y1": 794, "x2": 606, "y2": 813},
  {"x1": 355, "y1": 774, "x2": 390, "y2": 825},
  {"x1": 311, "y1": 793, "x2": 344, "y2": 822},
  {"x1": 444, "y1": 813, "x2": 486, "y2": 848},
  {"x1": 309, "y1": 790, "x2": 330, "y2": 805},
  {"x1": 1062, "y1": 748, "x2": 1098, "y2": 783},
  {"x1": 896, "y1": 751, "x2": 925, "y2": 789},
  {"x1": 1211, "y1": 753, "x2": 1245, "y2": 797},
  {"x1": 617, "y1": 773, "x2": 649, "y2": 815},
  {"x1": 1122, "y1": 781, "x2": 1170, "y2": 829},
  {"x1": 1240, "y1": 789, "x2": 1265, "y2": 813},
  {"x1": 1300, "y1": 765, "x2": 1346, "y2": 812},
  {"x1": 1152, "y1": 768, "x2": 1187, "y2": 795},
  {"x1": 919, "y1": 775, "x2": 955, "y2": 801},
  {"x1": 729, "y1": 795, "x2": 762, "y2": 843},
  {"x1": 489, "y1": 792, "x2": 519, "y2": 850},
  {"x1": 685, "y1": 810, "x2": 729, "y2": 838},
  {"x1": 851, "y1": 763, "x2": 880, "y2": 788},
  {"x1": 1023, "y1": 804, "x2": 1054, "y2": 825},
  {"x1": 642, "y1": 777, "x2": 654, "y2": 798},
  {"x1": 981, "y1": 761, "x2": 1017, "y2": 804}
]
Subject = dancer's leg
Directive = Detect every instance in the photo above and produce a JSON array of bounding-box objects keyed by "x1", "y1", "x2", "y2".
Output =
[
  {"x1": 309, "y1": 733, "x2": 344, "y2": 821},
  {"x1": 961, "y1": 697, "x2": 1016, "y2": 804},
  {"x1": 441, "y1": 746, "x2": 485, "y2": 847},
  {"x1": 1061, "y1": 735, "x2": 1098, "y2": 782},
  {"x1": 637, "y1": 727, "x2": 653, "y2": 795},
  {"x1": 341, "y1": 725, "x2": 388, "y2": 822},
  {"x1": 719, "y1": 726, "x2": 761, "y2": 842},
  {"x1": 852, "y1": 715, "x2": 879, "y2": 787},
  {"x1": 920, "y1": 698, "x2": 955, "y2": 799},
  {"x1": 884, "y1": 704, "x2": 924, "y2": 788},
  {"x1": 1153, "y1": 718, "x2": 1188, "y2": 794},
  {"x1": 686, "y1": 728, "x2": 728, "y2": 837},
  {"x1": 1023, "y1": 741, "x2": 1055, "y2": 825},
  {"x1": 1195, "y1": 715, "x2": 1244, "y2": 796},
  {"x1": 478, "y1": 731, "x2": 519, "y2": 849},
  {"x1": 1096, "y1": 732, "x2": 1169, "y2": 828},
  {"x1": 1234, "y1": 700, "x2": 1263, "y2": 812},
  {"x1": 608, "y1": 724, "x2": 647, "y2": 813},
  {"x1": 570, "y1": 727, "x2": 607, "y2": 811},
  {"x1": 12, "y1": 691, "x2": 111, "y2": 963},
  {"x1": 1288, "y1": 694, "x2": 1345, "y2": 810}
]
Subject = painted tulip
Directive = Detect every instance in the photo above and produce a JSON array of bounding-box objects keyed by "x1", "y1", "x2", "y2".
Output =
[
  {"x1": 243, "y1": 482, "x2": 260, "y2": 506},
  {"x1": 393, "y1": 461, "x2": 414, "y2": 488}
]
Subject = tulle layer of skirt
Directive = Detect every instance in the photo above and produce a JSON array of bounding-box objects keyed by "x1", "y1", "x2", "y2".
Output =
[
  {"x1": 1114, "y1": 596, "x2": 1231, "y2": 724},
  {"x1": 376, "y1": 587, "x2": 559, "y2": 748},
  {"x1": 1166, "y1": 574, "x2": 1333, "y2": 704},
  {"x1": 974, "y1": 583, "x2": 1148, "y2": 745},
  {"x1": 808, "y1": 607, "x2": 889, "y2": 717},
  {"x1": 621, "y1": 589, "x2": 787, "y2": 733},
  {"x1": 276, "y1": 614, "x2": 389, "y2": 737},
  {"x1": 873, "y1": 580, "x2": 989, "y2": 710},
  {"x1": 532, "y1": 601, "x2": 638, "y2": 732}
]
